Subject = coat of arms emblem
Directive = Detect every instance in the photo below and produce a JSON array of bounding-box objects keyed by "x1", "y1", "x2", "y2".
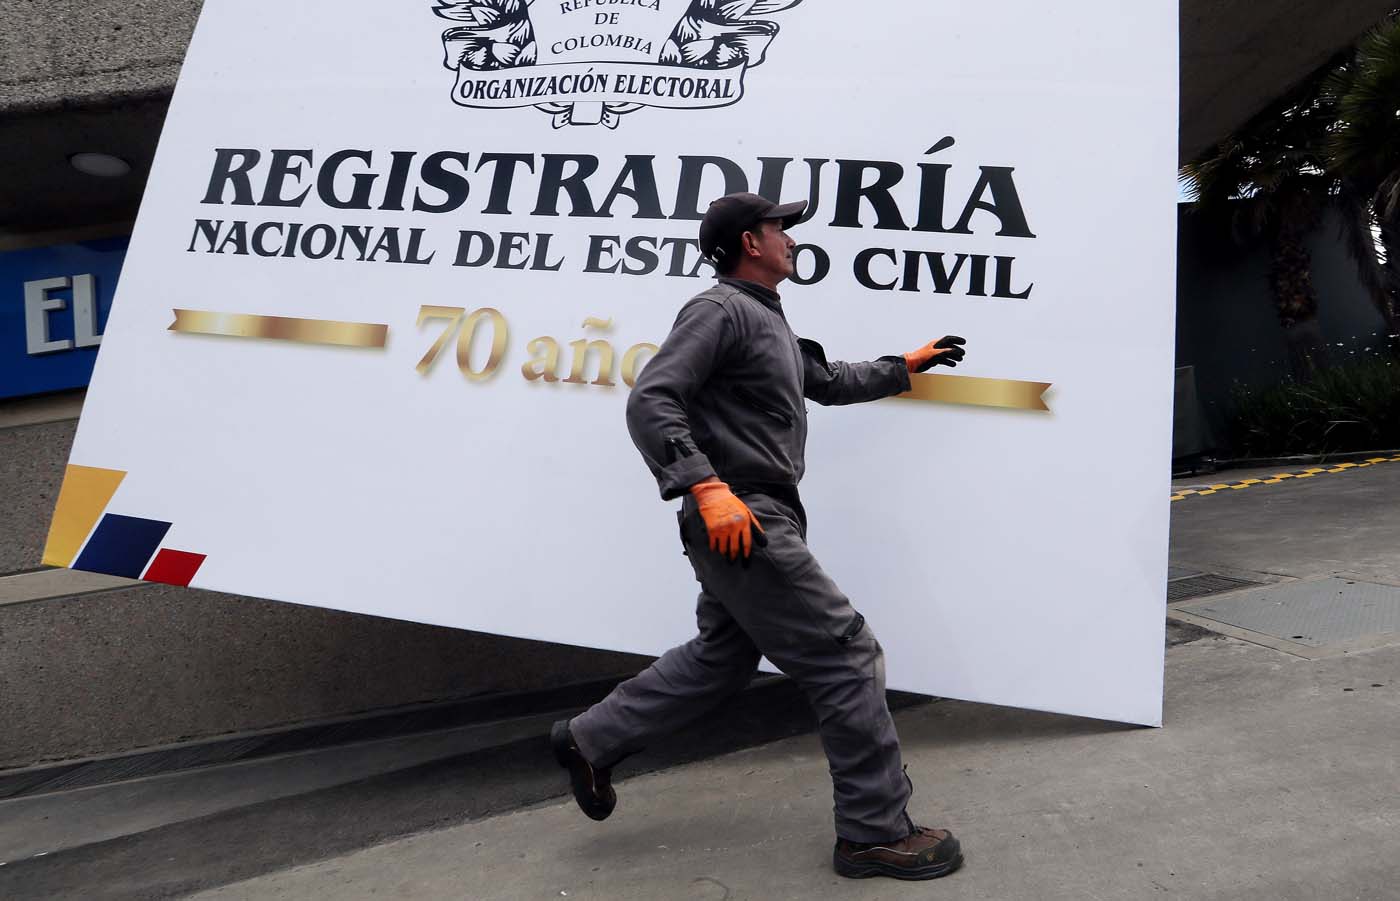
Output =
[{"x1": 433, "y1": 0, "x2": 803, "y2": 128}]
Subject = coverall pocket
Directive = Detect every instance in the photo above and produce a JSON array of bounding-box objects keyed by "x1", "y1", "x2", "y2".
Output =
[{"x1": 731, "y1": 385, "x2": 794, "y2": 429}]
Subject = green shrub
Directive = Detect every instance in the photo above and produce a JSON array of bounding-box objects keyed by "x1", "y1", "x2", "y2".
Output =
[{"x1": 1224, "y1": 358, "x2": 1400, "y2": 457}]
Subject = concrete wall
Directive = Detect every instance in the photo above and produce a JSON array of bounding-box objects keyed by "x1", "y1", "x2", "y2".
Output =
[
  {"x1": 1175, "y1": 204, "x2": 1392, "y2": 443},
  {"x1": 0, "y1": 414, "x2": 651, "y2": 770},
  {"x1": 0, "y1": 0, "x2": 200, "y2": 112},
  {"x1": 7, "y1": 0, "x2": 1394, "y2": 155}
]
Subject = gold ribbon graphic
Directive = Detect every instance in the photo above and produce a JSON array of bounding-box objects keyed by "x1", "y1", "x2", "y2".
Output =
[
  {"x1": 169, "y1": 310, "x2": 388, "y2": 348},
  {"x1": 167, "y1": 309, "x2": 1046, "y2": 411},
  {"x1": 897, "y1": 373, "x2": 1052, "y2": 412}
]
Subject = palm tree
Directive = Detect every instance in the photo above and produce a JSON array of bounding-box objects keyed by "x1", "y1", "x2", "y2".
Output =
[
  {"x1": 1324, "y1": 12, "x2": 1400, "y2": 338},
  {"x1": 1182, "y1": 72, "x2": 1337, "y2": 371}
]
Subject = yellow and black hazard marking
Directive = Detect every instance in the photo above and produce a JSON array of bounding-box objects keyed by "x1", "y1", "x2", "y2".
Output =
[{"x1": 1171, "y1": 455, "x2": 1400, "y2": 502}]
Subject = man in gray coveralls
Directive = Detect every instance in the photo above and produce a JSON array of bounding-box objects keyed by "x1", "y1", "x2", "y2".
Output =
[{"x1": 552, "y1": 192, "x2": 968, "y2": 881}]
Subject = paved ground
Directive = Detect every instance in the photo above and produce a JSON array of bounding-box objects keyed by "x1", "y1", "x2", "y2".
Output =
[
  {"x1": 1, "y1": 459, "x2": 1397, "y2": 899},
  {"x1": 1171, "y1": 461, "x2": 1400, "y2": 585},
  {"x1": 189, "y1": 641, "x2": 1400, "y2": 901}
]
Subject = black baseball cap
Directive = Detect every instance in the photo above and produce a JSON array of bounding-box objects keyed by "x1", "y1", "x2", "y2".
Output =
[{"x1": 698, "y1": 192, "x2": 807, "y2": 263}]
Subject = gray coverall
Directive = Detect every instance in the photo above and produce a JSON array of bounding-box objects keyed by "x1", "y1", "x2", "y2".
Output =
[{"x1": 569, "y1": 277, "x2": 916, "y2": 842}]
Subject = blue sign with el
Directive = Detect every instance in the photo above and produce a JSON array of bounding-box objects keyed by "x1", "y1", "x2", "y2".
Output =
[{"x1": 0, "y1": 236, "x2": 128, "y2": 400}]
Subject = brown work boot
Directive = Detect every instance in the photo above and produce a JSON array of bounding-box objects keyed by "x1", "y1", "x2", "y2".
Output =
[{"x1": 833, "y1": 825, "x2": 964, "y2": 880}]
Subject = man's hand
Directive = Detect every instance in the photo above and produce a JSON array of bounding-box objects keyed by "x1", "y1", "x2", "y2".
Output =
[
  {"x1": 904, "y1": 336, "x2": 967, "y2": 373},
  {"x1": 690, "y1": 479, "x2": 766, "y2": 562}
]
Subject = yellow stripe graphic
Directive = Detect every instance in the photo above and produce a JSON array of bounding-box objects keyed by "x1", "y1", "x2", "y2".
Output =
[
  {"x1": 42, "y1": 465, "x2": 127, "y2": 567},
  {"x1": 169, "y1": 310, "x2": 388, "y2": 348}
]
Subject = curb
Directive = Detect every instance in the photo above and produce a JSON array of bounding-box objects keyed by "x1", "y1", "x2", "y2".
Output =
[
  {"x1": 0, "y1": 674, "x2": 636, "y2": 800},
  {"x1": 1171, "y1": 454, "x2": 1400, "y2": 502},
  {"x1": 1175, "y1": 448, "x2": 1400, "y2": 478}
]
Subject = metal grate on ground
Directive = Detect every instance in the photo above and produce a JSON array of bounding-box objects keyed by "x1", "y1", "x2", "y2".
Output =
[
  {"x1": 1168, "y1": 573, "x2": 1259, "y2": 603},
  {"x1": 1177, "y1": 577, "x2": 1400, "y2": 647}
]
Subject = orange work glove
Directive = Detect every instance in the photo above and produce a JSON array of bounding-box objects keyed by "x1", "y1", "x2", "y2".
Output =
[
  {"x1": 904, "y1": 335, "x2": 967, "y2": 372},
  {"x1": 689, "y1": 480, "x2": 767, "y2": 562}
]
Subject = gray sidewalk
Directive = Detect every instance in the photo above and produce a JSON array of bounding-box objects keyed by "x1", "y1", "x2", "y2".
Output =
[
  {"x1": 4, "y1": 461, "x2": 1399, "y2": 899},
  {"x1": 192, "y1": 639, "x2": 1400, "y2": 901},
  {"x1": 191, "y1": 462, "x2": 1400, "y2": 900}
]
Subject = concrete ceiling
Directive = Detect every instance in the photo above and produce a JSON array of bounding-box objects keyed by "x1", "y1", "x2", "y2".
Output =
[
  {"x1": 1180, "y1": 0, "x2": 1397, "y2": 159},
  {"x1": 1, "y1": 1, "x2": 1396, "y2": 235}
]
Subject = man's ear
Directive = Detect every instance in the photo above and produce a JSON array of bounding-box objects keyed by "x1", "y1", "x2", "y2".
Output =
[{"x1": 740, "y1": 230, "x2": 759, "y2": 258}]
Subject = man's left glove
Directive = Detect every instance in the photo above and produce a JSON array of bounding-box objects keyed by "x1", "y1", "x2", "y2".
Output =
[{"x1": 904, "y1": 336, "x2": 967, "y2": 372}]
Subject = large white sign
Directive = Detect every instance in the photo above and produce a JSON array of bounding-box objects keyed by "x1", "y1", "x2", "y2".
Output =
[{"x1": 46, "y1": 0, "x2": 1178, "y2": 726}]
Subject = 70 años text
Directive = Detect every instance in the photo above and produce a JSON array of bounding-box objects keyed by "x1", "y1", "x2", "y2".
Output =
[{"x1": 417, "y1": 305, "x2": 658, "y2": 387}]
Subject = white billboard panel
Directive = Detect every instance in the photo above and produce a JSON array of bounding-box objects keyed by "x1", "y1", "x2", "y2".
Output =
[{"x1": 46, "y1": 0, "x2": 1178, "y2": 725}]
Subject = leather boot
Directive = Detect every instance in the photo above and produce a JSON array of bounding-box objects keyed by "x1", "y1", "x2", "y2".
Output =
[
  {"x1": 833, "y1": 825, "x2": 964, "y2": 880},
  {"x1": 550, "y1": 720, "x2": 616, "y2": 821}
]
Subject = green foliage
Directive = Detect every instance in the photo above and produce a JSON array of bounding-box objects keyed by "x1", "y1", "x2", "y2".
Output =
[{"x1": 1225, "y1": 358, "x2": 1400, "y2": 456}]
